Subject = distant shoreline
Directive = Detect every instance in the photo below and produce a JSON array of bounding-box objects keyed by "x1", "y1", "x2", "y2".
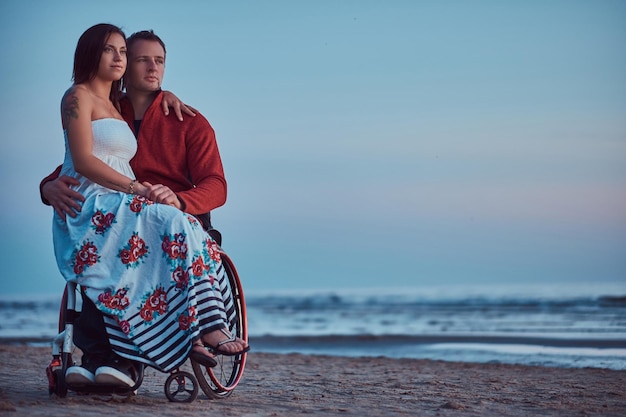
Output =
[
  {"x1": 250, "y1": 334, "x2": 626, "y2": 349},
  {"x1": 7, "y1": 333, "x2": 625, "y2": 348}
]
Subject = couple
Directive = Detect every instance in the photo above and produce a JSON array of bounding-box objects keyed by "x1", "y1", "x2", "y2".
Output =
[{"x1": 41, "y1": 23, "x2": 249, "y2": 388}]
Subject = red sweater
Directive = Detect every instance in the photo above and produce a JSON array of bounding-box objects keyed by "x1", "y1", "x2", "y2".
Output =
[{"x1": 40, "y1": 91, "x2": 227, "y2": 215}]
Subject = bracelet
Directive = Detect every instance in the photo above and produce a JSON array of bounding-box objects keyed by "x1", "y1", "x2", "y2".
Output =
[{"x1": 128, "y1": 179, "x2": 136, "y2": 195}]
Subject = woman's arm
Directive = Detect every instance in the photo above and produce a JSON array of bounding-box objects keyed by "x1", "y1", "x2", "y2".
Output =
[{"x1": 62, "y1": 86, "x2": 149, "y2": 197}]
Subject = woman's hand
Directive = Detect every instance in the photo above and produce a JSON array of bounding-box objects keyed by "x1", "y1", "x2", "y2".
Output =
[{"x1": 161, "y1": 90, "x2": 197, "y2": 121}]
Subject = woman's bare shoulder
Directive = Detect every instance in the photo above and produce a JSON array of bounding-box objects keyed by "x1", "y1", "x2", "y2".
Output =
[
  {"x1": 61, "y1": 84, "x2": 91, "y2": 102},
  {"x1": 61, "y1": 84, "x2": 92, "y2": 128}
]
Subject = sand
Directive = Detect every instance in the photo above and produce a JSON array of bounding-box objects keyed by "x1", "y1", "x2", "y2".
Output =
[{"x1": 0, "y1": 344, "x2": 624, "y2": 416}]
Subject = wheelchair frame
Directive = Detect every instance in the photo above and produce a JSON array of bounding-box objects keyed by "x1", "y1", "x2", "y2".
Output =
[{"x1": 46, "y1": 246, "x2": 248, "y2": 402}]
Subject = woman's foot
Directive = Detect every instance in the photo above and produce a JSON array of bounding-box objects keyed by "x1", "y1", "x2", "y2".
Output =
[
  {"x1": 189, "y1": 341, "x2": 217, "y2": 367},
  {"x1": 201, "y1": 328, "x2": 250, "y2": 356}
]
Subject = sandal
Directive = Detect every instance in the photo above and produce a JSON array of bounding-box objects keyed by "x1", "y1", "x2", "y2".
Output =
[
  {"x1": 203, "y1": 328, "x2": 250, "y2": 357},
  {"x1": 189, "y1": 341, "x2": 217, "y2": 367}
]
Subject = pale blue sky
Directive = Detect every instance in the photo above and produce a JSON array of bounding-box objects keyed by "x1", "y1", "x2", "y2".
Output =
[{"x1": 1, "y1": 0, "x2": 625, "y2": 296}]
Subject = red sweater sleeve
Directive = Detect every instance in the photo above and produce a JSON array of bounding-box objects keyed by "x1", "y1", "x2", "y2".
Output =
[
  {"x1": 39, "y1": 165, "x2": 63, "y2": 205},
  {"x1": 176, "y1": 117, "x2": 227, "y2": 214}
]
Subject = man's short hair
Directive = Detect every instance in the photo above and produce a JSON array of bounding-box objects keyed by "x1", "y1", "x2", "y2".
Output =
[{"x1": 126, "y1": 30, "x2": 166, "y2": 57}]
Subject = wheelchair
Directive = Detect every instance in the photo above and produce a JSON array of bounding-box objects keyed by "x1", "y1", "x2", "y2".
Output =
[{"x1": 46, "y1": 238, "x2": 248, "y2": 403}]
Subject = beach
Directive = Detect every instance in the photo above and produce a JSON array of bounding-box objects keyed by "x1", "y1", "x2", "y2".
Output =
[{"x1": 1, "y1": 344, "x2": 624, "y2": 417}]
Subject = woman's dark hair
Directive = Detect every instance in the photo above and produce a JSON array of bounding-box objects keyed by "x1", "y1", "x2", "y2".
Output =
[{"x1": 73, "y1": 23, "x2": 126, "y2": 105}]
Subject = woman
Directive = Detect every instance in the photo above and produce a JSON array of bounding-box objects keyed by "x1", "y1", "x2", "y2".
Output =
[{"x1": 53, "y1": 23, "x2": 248, "y2": 373}]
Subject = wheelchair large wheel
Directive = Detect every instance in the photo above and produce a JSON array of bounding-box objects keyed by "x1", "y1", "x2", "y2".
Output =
[{"x1": 191, "y1": 250, "x2": 248, "y2": 399}]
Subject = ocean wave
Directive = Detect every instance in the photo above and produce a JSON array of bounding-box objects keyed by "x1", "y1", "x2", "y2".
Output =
[{"x1": 1, "y1": 283, "x2": 625, "y2": 370}]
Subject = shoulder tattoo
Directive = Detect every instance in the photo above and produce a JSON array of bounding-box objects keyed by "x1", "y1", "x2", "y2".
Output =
[{"x1": 61, "y1": 89, "x2": 80, "y2": 127}]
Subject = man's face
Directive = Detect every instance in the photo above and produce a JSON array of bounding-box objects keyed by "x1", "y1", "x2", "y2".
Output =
[{"x1": 125, "y1": 39, "x2": 165, "y2": 92}]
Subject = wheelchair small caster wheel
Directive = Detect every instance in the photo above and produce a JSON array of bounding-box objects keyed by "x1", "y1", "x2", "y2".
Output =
[{"x1": 164, "y1": 371, "x2": 198, "y2": 402}]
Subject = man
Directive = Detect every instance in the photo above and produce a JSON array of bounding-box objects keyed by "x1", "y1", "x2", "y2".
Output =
[{"x1": 41, "y1": 30, "x2": 227, "y2": 387}]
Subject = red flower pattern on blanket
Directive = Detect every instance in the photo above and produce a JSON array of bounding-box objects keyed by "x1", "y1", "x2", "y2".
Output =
[
  {"x1": 177, "y1": 306, "x2": 197, "y2": 331},
  {"x1": 119, "y1": 232, "x2": 149, "y2": 268},
  {"x1": 128, "y1": 194, "x2": 154, "y2": 214},
  {"x1": 91, "y1": 210, "x2": 115, "y2": 235},
  {"x1": 191, "y1": 255, "x2": 210, "y2": 277},
  {"x1": 98, "y1": 288, "x2": 130, "y2": 312},
  {"x1": 139, "y1": 286, "x2": 168, "y2": 322},
  {"x1": 72, "y1": 240, "x2": 100, "y2": 275},
  {"x1": 172, "y1": 265, "x2": 190, "y2": 290},
  {"x1": 207, "y1": 237, "x2": 221, "y2": 263},
  {"x1": 117, "y1": 318, "x2": 131, "y2": 335},
  {"x1": 162, "y1": 233, "x2": 188, "y2": 260}
]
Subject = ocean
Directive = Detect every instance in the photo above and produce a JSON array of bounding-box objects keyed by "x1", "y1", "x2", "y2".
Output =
[{"x1": 1, "y1": 282, "x2": 625, "y2": 370}]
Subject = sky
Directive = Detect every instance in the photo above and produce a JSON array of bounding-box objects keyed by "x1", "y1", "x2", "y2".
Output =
[{"x1": 0, "y1": 0, "x2": 625, "y2": 297}]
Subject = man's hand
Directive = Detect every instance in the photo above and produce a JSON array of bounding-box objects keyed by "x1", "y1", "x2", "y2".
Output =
[
  {"x1": 161, "y1": 90, "x2": 197, "y2": 121},
  {"x1": 142, "y1": 182, "x2": 182, "y2": 209},
  {"x1": 42, "y1": 176, "x2": 84, "y2": 221}
]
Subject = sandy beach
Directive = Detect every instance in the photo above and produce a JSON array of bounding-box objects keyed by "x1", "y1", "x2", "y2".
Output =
[{"x1": 0, "y1": 344, "x2": 624, "y2": 417}]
